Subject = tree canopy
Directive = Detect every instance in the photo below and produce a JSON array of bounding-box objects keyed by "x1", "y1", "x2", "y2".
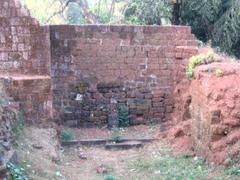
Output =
[{"x1": 181, "y1": 0, "x2": 240, "y2": 57}]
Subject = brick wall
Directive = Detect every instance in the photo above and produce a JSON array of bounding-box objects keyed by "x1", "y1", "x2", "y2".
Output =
[
  {"x1": 0, "y1": 0, "x2": 50, "y2": 75},
  {"x1": 0, "y1": 0, "x2": 52, "y2": 124},
  {"x1": 50, "y1": 25, "x2": 198, "y2": 126},
  {"x1": 1, "y1": 0, "x2": 198, "y2": 126}
]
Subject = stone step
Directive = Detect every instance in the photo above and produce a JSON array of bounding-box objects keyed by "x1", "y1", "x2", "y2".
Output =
[
  {"x1": 61, "y1": 138, "x2": 158, "y2": 146},
  {"x1": 105, "y1": 141, "x2": 143, "y2": 150}
]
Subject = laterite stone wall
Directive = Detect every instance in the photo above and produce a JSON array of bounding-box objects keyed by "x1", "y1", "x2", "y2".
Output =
[
  {"x1": 50, "y1": 25, "x2": 198, "y2": 126},
  {"x1": 1, "y1": 0, "x2": 198, "y2": 126},
  {"x1": 0, "y1": 0, "x2": 50, "y2": 75},
  {"x1": 0, "y1": 0, "x2": 52, "y2": 124}
]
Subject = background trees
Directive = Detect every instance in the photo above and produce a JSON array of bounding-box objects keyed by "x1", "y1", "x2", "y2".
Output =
[
  {"x1": 124, "y1": 0, "x2": 173, "y2": 25},
  {"x1": 181, "y1": 0, "x2": 240, "y2": 57},
  {"x1": 22, "y1": 0, "x2": 240, "y2": 58}
]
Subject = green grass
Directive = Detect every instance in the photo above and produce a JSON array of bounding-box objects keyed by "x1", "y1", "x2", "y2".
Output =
[
  {"x1": 225, "y1": 166, "x2": 240, "y2": 176},
  {"x1": 125, "y1": 151, "x2": 240, "y2": 180},
  {"x1": 129, "y1": 154, "x2": 212, "y2": 180}
]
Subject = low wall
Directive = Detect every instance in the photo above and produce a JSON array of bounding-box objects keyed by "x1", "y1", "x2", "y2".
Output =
[
  {"x1": 50, "y1": 25, "x2": 198, "y2": 126},
  {"x1": 3, "y1": 75, "x2": 52, "y2": 124}
]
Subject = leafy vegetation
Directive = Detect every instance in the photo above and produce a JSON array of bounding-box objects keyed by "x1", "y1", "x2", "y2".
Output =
[
  {"x1": 181, "y1": 0, "x2": 240, "y2": 58},
  {"x1": 7, "y1": 162, "x2": 29, "y2": 180},
  {"x1": 225, "y1": 166, "x2": 240, "y2": 176},
  {"x1": 61, "y1": 129, "x2": 74, "y2": 141},
  {"x1": 12, "y1": 111, "x2": 25, "y2": 140},
  {"x1": 110, "y1": 128, "x2": 122, "y2": 143},
  {"x1": 186, "y1": 51, "x2": 215, "y2": 79},
  {"x1": 117, "y1": 105, "x2": 129, "y2": 127},
  {"x1": 104, "y1": 175, "x2": 117, "y2": 180},
  {"x1": 124, "y1": 0, "x2": 172, "y2": 25},
  {"x1": 22, "y1": 0, "x2": 126, "y2": 24}
]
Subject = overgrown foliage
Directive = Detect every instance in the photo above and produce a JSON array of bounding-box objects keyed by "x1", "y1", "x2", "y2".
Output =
[
  {"x1": 186, "y1": 51, "x2": 215, "y2": 79},
  {"x1": 12, "y1": 111, "x2": 25, "y2": 140},
  {"x1": 181, "y1": 0, "x2": 240, "y2": 58},
  {"x1": 61, "y1": 129, "x2": 74, "y2": 141},
  {"x1": 110, "y1": 128, "x2": 122, "y2": 143},
  {"x1": 117, "y1": 105, "x2": 129, "y2": 127},
  {"x1": 104, "y1": 175, "x2": 117, "y2": 180},
  {"x1": 124, "y1": 0, "x2": 172, "y2": 25},
  {"x1": 226, "y1": 166, "x2": 240, "y2": 176},
  {"x1": 7, "y1": 162, "x2": 29, "y2": 180}
]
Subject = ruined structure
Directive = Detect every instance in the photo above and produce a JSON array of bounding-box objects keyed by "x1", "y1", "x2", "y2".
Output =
[
  {"x1": 50, "y1": 25, "x2": 197, "y2": 126},
  {"x1": 0, "y1": 0, "x2": 198, "y2": 126},
  {"x1": 0, "y1": 0, "x2": 52, "y2": 125},
  {"x1": 1, "y1": 0, "x2": 239, "y2": 167}
]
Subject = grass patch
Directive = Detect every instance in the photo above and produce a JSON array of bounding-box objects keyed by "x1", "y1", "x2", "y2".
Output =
[
  {"x1": 225, "y1": 166, "x2": 240, "y2": 176},
  {"x1": 129, "y1": 153, "x2": 213, "y2": 180}
]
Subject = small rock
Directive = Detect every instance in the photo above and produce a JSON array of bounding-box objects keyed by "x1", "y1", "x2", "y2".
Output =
[
  {"x1": 96, "y1": 164, "x2": 108, "y2": 174},
  {"x1": 78, "y1": 152, "x2": 87, "y2": 160},
  {"x1": 52, "y1": 156, "x2": 61, "y2": 163},
  {"x1": 154, "y1": 170, "x2": 161, "y2": 174},
  {"x1": 0, "y1": 165, "x2": 8, "y2": 176},
  {"x1": 223, "y1": 158, "x2": 231, "y2": 167},
  {"x1": 2, "y1": 141, "x2": 11, "y2": 151},
  {"x1": 193, "y1": 156, "x2": 198, "y2": 161}
]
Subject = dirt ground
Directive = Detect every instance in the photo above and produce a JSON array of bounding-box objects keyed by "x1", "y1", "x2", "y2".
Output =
[
  {"x1": 63, "y1": 124, "x2": 160, "y2": 140},
  {"x1": 16, "y1": 126, "x2": 239, "y2": 180}
]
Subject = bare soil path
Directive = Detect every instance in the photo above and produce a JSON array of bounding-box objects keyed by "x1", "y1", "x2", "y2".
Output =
[{"x1": 16, "y1": 127, "x2": 239, "y2": 180}]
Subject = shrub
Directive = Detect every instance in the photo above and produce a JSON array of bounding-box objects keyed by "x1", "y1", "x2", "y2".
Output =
[
  {"x1": 186, "y1": 51, "x2": 215, "y2": 80},
  {"x1": 110, "y1": 128, "x2": 122, "y2": 143},
  {"x1": 215, "y1": 69, "x2": 224, "y2": 77},
  {"x1": 118, "y1": 105, "x2": 129, "y2": 127},
  {"x1": 12, "y1": 111, "x2": 25, "y2": 140},
  {"x1": 7, "y1": 162, "x2": 29, "y2": 180},
  {"x1": 61, "y1": 130, "x2": 74, "y2": 141},
  {"x1": 226, "y1": 166, "x2": 240, "y2": 175},
  {"x1": 104, "y1": 175, "x2": 117, "y2": 180}
]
